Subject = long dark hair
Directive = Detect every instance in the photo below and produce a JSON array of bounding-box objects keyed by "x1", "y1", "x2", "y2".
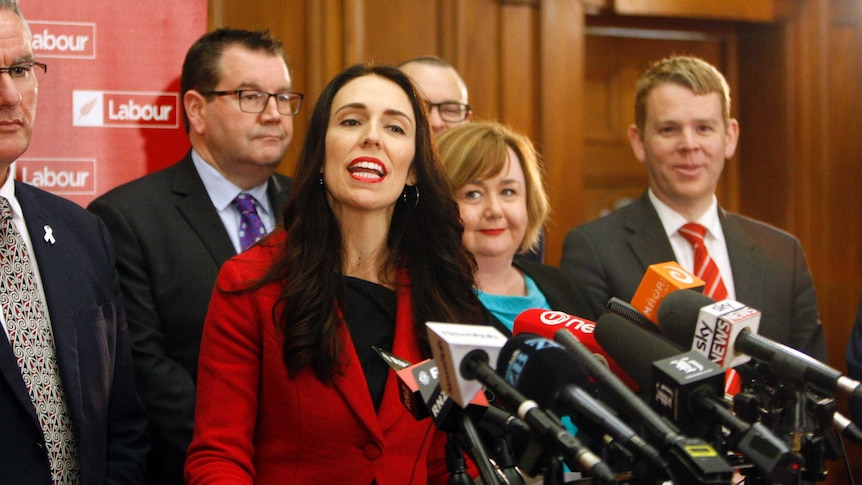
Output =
[{"x1": 264, "y1": 64, "x2": 484, "y2": 383}]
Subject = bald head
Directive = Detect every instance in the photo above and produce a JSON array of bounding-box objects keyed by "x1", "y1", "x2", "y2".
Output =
[{"x1": 399, "y1": 57, "x2": 471, "y2": 134}]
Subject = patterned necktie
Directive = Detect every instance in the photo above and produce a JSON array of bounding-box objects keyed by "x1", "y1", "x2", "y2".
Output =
[
  {"x1": 232, "y1": 193, "x2": 266, "y2": 252},
  {"x1": 678, "y1": 222, "x2": 729, "y2": 301},
  {"x1": 0, "y1": 196, "x2": 79, "y2": 484}
]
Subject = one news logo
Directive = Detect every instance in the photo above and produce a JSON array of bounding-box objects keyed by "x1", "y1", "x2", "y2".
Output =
[
  {"x1": 30, "y1": 21, "x2": 96, "y2": 60},
  {"x1": 73, "y1": 90, "x2": 179, "y2": 129},
  {"x1": 16, "y1": 158, "x2": 96, "y2": 195}
]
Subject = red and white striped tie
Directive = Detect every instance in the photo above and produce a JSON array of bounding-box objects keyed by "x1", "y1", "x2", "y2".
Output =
[
  {"x1": 679, "y1": 222, "x2": 740, "y2": 394},
  {"x1": 679, "y1": 222, "x2": 728, "y2": 300}
]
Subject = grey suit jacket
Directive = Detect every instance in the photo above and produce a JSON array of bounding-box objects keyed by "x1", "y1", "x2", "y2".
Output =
[
  {"x1": 559, "y1": 192, "x2": 827, "y2": 361},
  {"x1": 87, "y1": 151, "x2": 291, "y2": 485},
  {"x1": 0, "y1": 181, "x2": 149, "y2": 485}
]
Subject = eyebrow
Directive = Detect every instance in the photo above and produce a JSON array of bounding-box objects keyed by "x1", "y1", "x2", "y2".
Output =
[
  {"x1": 335, "y1": 102, "x2": 414, "y2": 126},
  {"x1": 231, "y1": 81, "x2": 293, "y2": 91}
]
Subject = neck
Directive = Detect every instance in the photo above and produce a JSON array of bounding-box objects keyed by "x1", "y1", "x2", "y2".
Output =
[
  {"x1": 193, "y1": 144, "x2": 274, "y2": 190},
  {"x1": 339, "y1": 211, "x2": 393, "y2": 286},
  {"x1": 474, "y1": 256, "x2": 524, "y2": 296}
]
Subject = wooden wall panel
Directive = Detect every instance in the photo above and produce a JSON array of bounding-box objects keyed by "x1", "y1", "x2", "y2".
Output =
[
  {"x1": 614, "y1": 0, "x2": 778, "y2": 22},
  {"x1": 539, "y1": 0, "x2": 586, "y2": 265},
  {"x1": 359, "y1": 0, "x2": 440, "y2": 65}
]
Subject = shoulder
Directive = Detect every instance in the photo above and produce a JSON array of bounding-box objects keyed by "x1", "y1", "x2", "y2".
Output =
[
  {"x1": 567, "y1": 194, "x2": 652, "y2": 239},
  {"x1": 515, "y1": 260, "x2": 575, "y2": 292},
  {"x1": 17, "y1": 181, "x2": 100, "y2": 226},
  {"x1": 218, "y1": 231, "x2": 285, "y2": 288},
  {"x1": 89, "y1": 158, "x2": 191, "y2": 207},
  {"x1": 722, "y1": 211, "x2": 802, "y2": 247}
]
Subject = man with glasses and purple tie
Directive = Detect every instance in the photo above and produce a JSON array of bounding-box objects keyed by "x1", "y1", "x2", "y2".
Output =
[{"x1": 88, "y1": 28, "x2": 295, "y2": 485}]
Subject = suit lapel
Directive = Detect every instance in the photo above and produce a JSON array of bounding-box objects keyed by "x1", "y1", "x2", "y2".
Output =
[
  {"x1": 720, "y1": 211, "x2": 761, "y2": 300},
  {"x1": 625, "y1": 194, "x2": 677, "y2": 269},
  {"x1": 171, "y1": 155, "x2": 236, "y2": 265},
  {"x1": 7, "y1": 183, "x2": 82, "y2": 430},
  {"x1": 331, "y1": 271, "x2": 422, "y2": 441}
]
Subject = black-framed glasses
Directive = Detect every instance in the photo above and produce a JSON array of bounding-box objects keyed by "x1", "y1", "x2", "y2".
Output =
[
  {"x1": 0, "y1": 61, "x2": 47, "y2": 86},
  {"x1": 201, "y1": 89, "x2": 304, "y2": 116},
  {"x1": 426, "y1": 100, "x2": 471, "y2": 122}
]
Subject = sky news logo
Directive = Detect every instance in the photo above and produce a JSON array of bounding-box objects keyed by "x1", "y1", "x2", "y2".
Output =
[
  {"x1": 16, "y1": 158, "x2": 96, "y2": 195},
  {"x1": 73, "y1": 90, "x2": 179, "y2": 129},
  {"x1": 30, "y1": 21, "x2": 96, "y2": 60}
]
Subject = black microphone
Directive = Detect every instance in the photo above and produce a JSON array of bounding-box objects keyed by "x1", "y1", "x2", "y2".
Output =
[
  {"x1": 427, "y1": 322, "x2": 617, "y2": 484},
  {"x1": 495, "y1": 333, "x2": 667, "y2": 473},
  {"x1": 564, "y1": 316, "x2": 730, "y2": 484},
  {"x1": 594, "y1": 313, "x2": 803, "y2": 484},
  {"x1": 606, "y1": 297, "x2": 661, "y2": 334},
  {"x1": 657, "y1": 289, "x2": 862, "y2": 402}
]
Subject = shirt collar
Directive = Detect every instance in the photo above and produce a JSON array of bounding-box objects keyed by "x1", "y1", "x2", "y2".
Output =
[
  {"x1": 190, "y1": 149, "x2": 273, "y2": 216},
  {"x1": 0, "y1": 167, "x2": 23, "y2": 219},
  {"x1": 648, "y1": 188, "x2": 721, "y2": 238}
]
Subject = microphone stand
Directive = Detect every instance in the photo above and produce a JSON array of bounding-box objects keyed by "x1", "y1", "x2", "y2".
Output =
[
  {"x1": 488, "y1": 435, "x2": 526, "y2": 485},
  {"x1": 454, "y1": 412, "x2": 507, "y2": 485},
  {"x1": 446, "y1": 437, "x2": 475, "y2": 485}
]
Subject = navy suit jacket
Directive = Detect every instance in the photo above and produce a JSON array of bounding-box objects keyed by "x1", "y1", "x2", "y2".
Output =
[
  {"x1": 560, "y1": 192, "x2": 827, "y2": 361},
  {"x1": 0, "y1": 181, "x2": 149, "y2": 485},
  {"x1": 87, "y1": 152, "x2": 291, "y2": 485}
]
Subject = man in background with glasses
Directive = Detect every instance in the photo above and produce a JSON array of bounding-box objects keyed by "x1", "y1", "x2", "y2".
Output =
[
  {"x1": 398, "y1": 55, "x2": 472, "y2": 135},
  {"x1": 88, "y1": 28, "x2": 296, "y2": 485},
  {"x1": 0, "y1": 1, "x2": 149, "y2": 484},
  {"x1": 400, "y1": 55, "x2": 545, "y2": 262}
]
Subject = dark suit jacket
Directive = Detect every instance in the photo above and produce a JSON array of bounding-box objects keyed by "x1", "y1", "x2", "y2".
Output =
[
  {"x1": 482, "y1": 260, "x2": 581, "y2": 335},
  {"x1": 1, "y1": 181, "x2": 149, "y2": 485},
  {"x1": 560, "y1": 192, "x2": 827, "y2": 361},
  {"x1": 87, "y1": 151, "x2": 291, "y2": 485},
  {"x1": 845, "y1": 292, "x2": 862, "y2": 423}
]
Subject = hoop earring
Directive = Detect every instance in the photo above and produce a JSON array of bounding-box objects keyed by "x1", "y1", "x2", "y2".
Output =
[{"x1": 402, "y1": 184, "x2": 419, "y2": 209}]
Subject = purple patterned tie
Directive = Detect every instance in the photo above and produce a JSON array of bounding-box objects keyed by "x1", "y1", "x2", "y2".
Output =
[
  {"x1": 0, "y1": 196, "x2": 79, "y2": 484},
  {"x1": 232, "y1": 193, "x2": 266, "y2": 252}
]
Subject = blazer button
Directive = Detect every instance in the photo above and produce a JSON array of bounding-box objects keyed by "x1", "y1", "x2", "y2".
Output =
[
  {"x1": 32, "y1": 442, "x2": 45, "y2": 455},
  {"x1": 363, "y1": 442, "x2": 382, "y2": 460}
]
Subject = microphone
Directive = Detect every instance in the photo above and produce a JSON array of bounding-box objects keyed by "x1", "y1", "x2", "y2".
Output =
[
  {"x1": 606, "y1": 297, "x2": 660, "y2": 334},
  {"x1": 496, "y1": 333, "x2": 667, "y2": 473},
  {"x1": 378, "y1": 348, "x2": 529, "y2": 484},
  {"x1": 427, "y1": 322, "x2": 617, "y2": 484},
  {"x1": 512, "y1": 308, "x2": 639, "y2": 391},
  {"x1": 657, "y1": 290, "x2": 862, "y2": 402},
  {"x1": 630, "y1": 261, "x2": 705, "y2": 324},
  {"x1": 594, "y1": 313, "x2": 803, "y2": 483}
]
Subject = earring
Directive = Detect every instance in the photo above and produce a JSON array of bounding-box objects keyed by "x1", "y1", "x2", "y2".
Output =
[
  {"x1": 402, "y1": 184, "x2": 419, "y2": 209},
  {"x1": 319, "y1": 173, "x2": 324, "y2": 185}
]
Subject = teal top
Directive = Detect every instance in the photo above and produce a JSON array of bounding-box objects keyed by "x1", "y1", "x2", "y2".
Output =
[
  {"x1": 476, "y1": 272, "x2": 578, "y2": 454},
  {"x1": 477, "y1": 274, "x2": 550, "y2": 332}
]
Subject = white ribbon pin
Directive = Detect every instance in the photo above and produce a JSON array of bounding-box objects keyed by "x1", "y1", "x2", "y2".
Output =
[{"x1": 43, "y1": 225, "x2": 55, "y2": 244}]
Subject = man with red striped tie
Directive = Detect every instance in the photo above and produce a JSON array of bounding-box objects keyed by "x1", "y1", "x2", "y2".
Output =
[{"x1": 560, "y1": 55, "x2": 826, "y2": 363}]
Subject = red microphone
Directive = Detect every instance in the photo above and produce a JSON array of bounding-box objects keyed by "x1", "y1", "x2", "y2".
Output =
[{"x1": 512, "y1": 308, "x2": 640, "y2": 392}]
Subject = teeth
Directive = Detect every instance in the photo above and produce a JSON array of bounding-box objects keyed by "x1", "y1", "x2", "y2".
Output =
[
  {"x1": 349, "y1": 160, "x2": 385, "y2": 177},
  {"x1": 352, "y1": 171, "x2": 380, "y2": 179}
]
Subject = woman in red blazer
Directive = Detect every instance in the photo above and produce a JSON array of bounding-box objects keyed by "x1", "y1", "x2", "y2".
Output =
[{"x1": 185, "y1": 64, "x2": 487, "y2": 485}]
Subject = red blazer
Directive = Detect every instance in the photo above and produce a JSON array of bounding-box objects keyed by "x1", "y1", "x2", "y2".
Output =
[{"x1": 185, "y1": 233, "x2": 450, "y2": 485}]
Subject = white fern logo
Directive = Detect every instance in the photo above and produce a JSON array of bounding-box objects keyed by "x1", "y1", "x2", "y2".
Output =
[{"x1": 78, "y1": 98, "x2": 97, "y2": 121}]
